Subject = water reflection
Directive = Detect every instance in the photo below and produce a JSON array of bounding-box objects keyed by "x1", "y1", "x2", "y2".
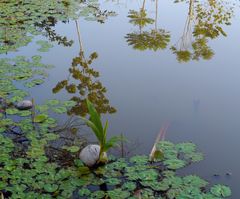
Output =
[
  {"x1": 125, "y1": 0, "x2": 170, "y2": 51},
  {"x1": 52, "y1": 20, "x2": 116, "y2": 116},
  {"x1": 125, "y1": 0, "x2": 234, "y2": 62},
  {"x1": 171, "y1": 0, "x2": 233, "y2": 62}
]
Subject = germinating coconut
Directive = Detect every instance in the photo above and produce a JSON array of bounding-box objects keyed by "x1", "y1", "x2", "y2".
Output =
[{"x1": 79, "y1": 144, "x2": 107, "y2": 167}]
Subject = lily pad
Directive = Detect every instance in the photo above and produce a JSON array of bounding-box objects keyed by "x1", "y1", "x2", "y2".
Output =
[
  {"x1": 210, "y1": 184, "x2": 231, "y2": 197},
  {"x1": 34, "y1": 114, "x2": 48, "y2": 123}
]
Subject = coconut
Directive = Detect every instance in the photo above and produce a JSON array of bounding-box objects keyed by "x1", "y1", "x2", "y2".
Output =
[
  {"x1": 16, "y1": 100, "x2": 33, "y2": 110},
  {"x1": 79, "y1": 144, "x2": 107, "y2": 167}
]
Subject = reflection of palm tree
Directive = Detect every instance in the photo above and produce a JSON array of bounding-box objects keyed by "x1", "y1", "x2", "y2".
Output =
[
  {"x1": 179, "y1": 0, "x2": 194, "y2": 51},
  {"x1": 125, "y1": 0, "x2": 170, "y2": 51},
  {"x1": 171, "y1": 0, "x2": 233, "y2": 62},
  {"x1": 170, "y1": 0, "x2": 194, "y2": 62},
  {"x1": 53, "y1": 20, "x2": 116, "y2": 116},
  {"x1": 128, "y1": 9, "x2": 154, "y2": 33}
]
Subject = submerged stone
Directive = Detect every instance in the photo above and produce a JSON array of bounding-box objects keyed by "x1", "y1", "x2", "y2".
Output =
[{"x1": 16, "y1": 100, "x2": 33, "y2": 110}]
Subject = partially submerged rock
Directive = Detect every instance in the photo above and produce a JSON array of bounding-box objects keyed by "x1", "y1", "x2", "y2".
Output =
[
  {"x1": 16, "y1": 100, "x2": 33, "y2": 110},
  {"x1": 79, "y1": 144, "x2": 107, "y2": 167}
]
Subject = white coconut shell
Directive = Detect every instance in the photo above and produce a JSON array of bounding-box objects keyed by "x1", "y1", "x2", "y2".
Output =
[
  {"x1": 79, "y1": 144, "x2": 100, "y2": 167},
  {"x1": 16, "y1": 100, "x2": 33, "y2": 110},
  {"x1": 79, "y1": 144, "x2": 107, "y2": 167}
]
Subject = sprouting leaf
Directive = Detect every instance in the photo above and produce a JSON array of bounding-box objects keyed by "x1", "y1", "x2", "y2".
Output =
[{"x1": 86, "y1": 99, "x2": 103, "y2": 135}]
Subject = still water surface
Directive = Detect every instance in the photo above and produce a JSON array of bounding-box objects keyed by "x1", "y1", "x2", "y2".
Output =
[{"x1": 1, "y1": 0, "x2": 240, "y2": 197}]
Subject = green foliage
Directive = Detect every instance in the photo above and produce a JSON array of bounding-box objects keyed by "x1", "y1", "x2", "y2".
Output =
[
  {"x1": 211, "y1": 184, "x2": 231, "y2": 197},
  {"x1": 81, "y1": 99, "x2": 122, "y2": 161}
]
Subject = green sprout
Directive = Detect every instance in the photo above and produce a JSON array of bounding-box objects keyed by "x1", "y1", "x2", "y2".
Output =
[{"x1": 81, "y1": 99, "x2": 123, "y2": 163}]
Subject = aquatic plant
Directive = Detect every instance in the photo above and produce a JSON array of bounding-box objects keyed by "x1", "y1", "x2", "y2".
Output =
[{"x1": 80, "y1": 99, "x2": 122, "y2": 163}]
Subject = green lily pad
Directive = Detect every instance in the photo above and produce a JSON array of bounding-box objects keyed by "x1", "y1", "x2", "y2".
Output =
[
  {"x1": 79, "y1": 188, "x2": 91, "y2": 197},
  {"x1": 52, "y1": 106, "x2": 67, "y2": 114},
  {"x1": 63, "y1": 145, "x2": 80, "y2": 153},
  {"x1": 46, "y1": 99, "x2": 60, "y2": 106},
  {"x1": 210, "y1": 184, "x2": 231, "y2": 197},
  {"x1": 43, "y1": 184, "x2": 59, "y2": 193},
  {"x1": 164, "y1": 159, "x2": 186, "y2": 170},
  {"x1": 34, "y1": 114, "x2": 48, "y2": 123},
  {"x1": 63, "y1": 100, "x2": 77, "y2": 107}
]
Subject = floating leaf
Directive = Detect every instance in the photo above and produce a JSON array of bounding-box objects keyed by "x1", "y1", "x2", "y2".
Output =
[
  {"x1": 52, "y1": 106, "x2": 67, "y2": 114},
  {"x1": 78, "y1": 188, "x2": 91, "y2": 197},
  {"x1": 164, "y1": 159, "x2": 186, "y2": 170},
  {"x1": 63, "y1": 145, "x2": 80, "y2": 153},
  {"x1": 43, "y1": 184, "x2": 58, "y2": 193},
  {"x1": 210, "y1": 184, "x2": 231, "y2": 197},
  {"x1": 63, "y1": 100, "x2": 77, "y2": 107},
  {"x1": 34, "y1": 114, "x2": 48, "y2": 123},
  {"x1": 46, "y1": 99, "x2": 60, "y2": 106}
]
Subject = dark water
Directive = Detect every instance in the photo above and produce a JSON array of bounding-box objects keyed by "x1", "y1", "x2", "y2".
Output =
[{"x1": 1, "y1": 0, "x2": 240, "y2": 197}]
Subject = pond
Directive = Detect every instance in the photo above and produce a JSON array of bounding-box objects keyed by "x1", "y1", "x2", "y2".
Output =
[{"x1": 0, "y1": 0, "x2": 240, "y2": 198}]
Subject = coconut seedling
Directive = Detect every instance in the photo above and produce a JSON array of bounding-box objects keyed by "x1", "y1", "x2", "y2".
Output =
[{"x1": 80, "y1": 99, "x2": 122, "y2": 166}]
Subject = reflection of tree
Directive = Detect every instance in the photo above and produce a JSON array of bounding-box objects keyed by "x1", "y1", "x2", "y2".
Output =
[
  {"x1": 125, "y1": 0, "x2": 170, "y2": 51},
  {"x1": 52, "y1": 20, "x2": 116, "y2": 116},
  {"x1": 171, "y1": 0, "x2": 233, "y2": 62},
  {"x1": 0, "y1": 0, "x2": 116, "y2": 54},
  {"x1": 35, "y1": 17, "x2": 74, "y2": 47},
  {"x1": 126, "y1": 30, "x2": 170, "y2": 51},
  {"x1": 128, "y1": 10, "x2": 154, "y2": 33}
]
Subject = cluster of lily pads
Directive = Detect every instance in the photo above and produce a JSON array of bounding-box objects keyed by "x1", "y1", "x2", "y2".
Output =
[
  {"x1": 0, "y1": 55, "x2": 53, "y2": 100},
  {"x1": 0, "y1": 130, "x2": 232, "y2": 199}
]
